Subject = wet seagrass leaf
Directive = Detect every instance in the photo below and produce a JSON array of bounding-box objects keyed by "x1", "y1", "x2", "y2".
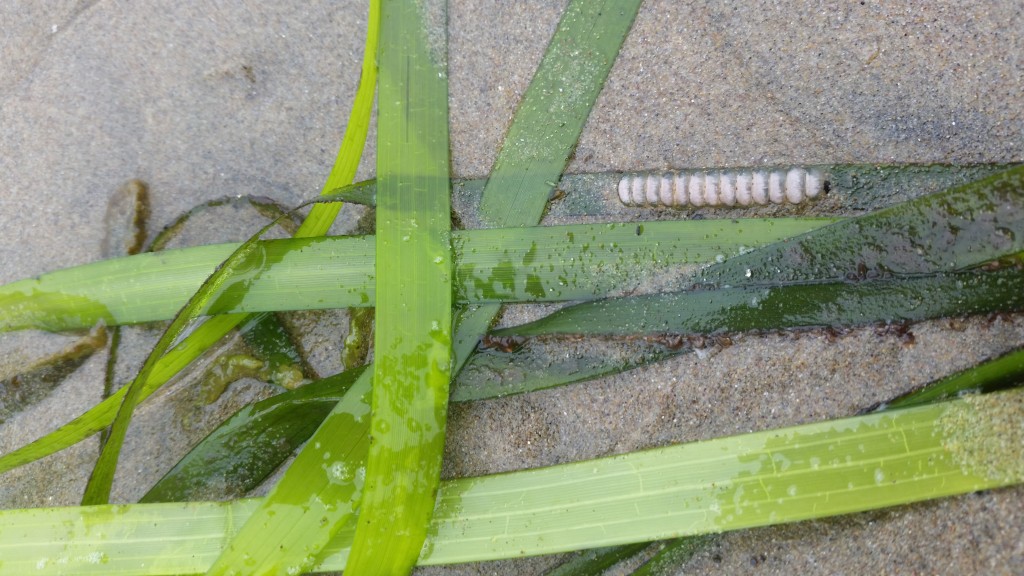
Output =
[
  {"x1": 141, "y1": 366, "x2": 367, "y2": 503},
  {"x1": 495, "y1": 166, "x2": 1024, "y2": 337},
  {"x1": 494, "y1": 267, "x2": 1024, "y2": 337},
  {"x1": 1, "y1": 388, "x2": 1021, "y2": 574},
  {"x1": 0, "y1": 218, "x2": 830, "y2": 331}
]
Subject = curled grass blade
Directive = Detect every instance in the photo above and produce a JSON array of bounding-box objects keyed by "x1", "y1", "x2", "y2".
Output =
[
  {"x1": 82, "y1": 205, "x2": 315, "y2": 505},
  {"x1": 2, "y1": 389, "x2": 1021, "y2": 574}
]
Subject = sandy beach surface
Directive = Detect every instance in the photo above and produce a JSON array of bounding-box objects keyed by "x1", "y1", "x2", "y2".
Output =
[{"x1": 1, "y1": 1, "x2": 1022, "y2": 574}]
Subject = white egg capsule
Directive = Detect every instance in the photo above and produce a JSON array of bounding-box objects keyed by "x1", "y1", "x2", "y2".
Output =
[{"x1": 618, "y1": 167, "x2": 826, "y2": 208}]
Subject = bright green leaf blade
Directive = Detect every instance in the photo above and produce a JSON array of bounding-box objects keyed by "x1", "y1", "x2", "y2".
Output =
[
  {"x1": 346, "y1": 0, "x2": 453, "y2": 572},
  {"x1": 1, "y1": 389, "x2": 1020, "y2": 574},
  {"x1": 0, "y1": 218, "x2": 824, "y2": 477},
  {"x1": 295, "y1": 0, "x2": 380, "y2": 238}
]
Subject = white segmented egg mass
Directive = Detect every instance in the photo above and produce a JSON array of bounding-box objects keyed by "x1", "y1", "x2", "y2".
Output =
[{"x1": 618, "y1": 167, "x2": 826, "y2": 208}]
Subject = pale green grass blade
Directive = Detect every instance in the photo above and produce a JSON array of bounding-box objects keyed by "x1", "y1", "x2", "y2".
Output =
[
  {"x1": 346, "y1": 0, "x2": 453, "y2": 571},
  {"x1": 1, "y1": 389, "x2": 1020, "y2": 574},
  {"x1": 0, "y1": 218, "x2": 829, "y2": 331}
]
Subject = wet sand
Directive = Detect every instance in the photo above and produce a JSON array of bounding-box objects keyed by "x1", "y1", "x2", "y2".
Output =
[{"x1": 1, "y1": 1, "x2": 1022, "y2": 574}]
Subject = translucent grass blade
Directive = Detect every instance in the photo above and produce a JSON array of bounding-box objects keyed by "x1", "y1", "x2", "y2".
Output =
[{"x1": 1, "y1": 389, "x2": 1020, "y2": 574}]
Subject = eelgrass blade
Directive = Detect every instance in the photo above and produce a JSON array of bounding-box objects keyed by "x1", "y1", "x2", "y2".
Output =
[
  {"x1": 699, "y1": 164, "x2": 1024, "y2": 287},
  {"x1": 82, "y1": 208, "x2": 308, "y2": 505},
  {"x1": 345, "y1": 0, "x2": 453, "y2": 572},
  {"x1": 0, "y1": 218, "x2": 829, "y2": 332},
  {"x1": 2, "y1": 389, "x2": 1021, "y2": 575},
  {"x1": 0, "y1": 218, "x2": 823, "y2": 477},
  {"x1": 543, "y1": 543, "x2": 651, "y2": 576},
  {"x1": 495, "y1": 268, "x2": 1024, "y2": 337},
  {"x1": 454, "y1": 0, "x2": 643, "y2": 380},
  {"x1": 877, "y1": 345, "x2": 1024, "y2": 411},
  {"x1": 140, "y1": 366, "x2": 367, "y2": 503}
]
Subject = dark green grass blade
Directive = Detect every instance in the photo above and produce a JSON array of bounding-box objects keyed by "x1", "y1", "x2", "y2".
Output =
[
  {"x1": 494, "y1": 268, "x2": 1024, "y2": 337},
  {"x1": 698, "y1": 165, "x2": 1024, "y2": 287},
  {"x1": 544, "y1": 543, "x2": 651, "y2": 576},
  {"x1": 498, "y1": 166, "x2": 1024, "y2": 336},
  {"x1": 453, "y1": 334, "x2": 685, "y2": 402},
  {"x1": 141, "y1": 366, "x2": 366, "y2": 503},
  {"x1": 629, "y1": 537, "x2": 713, "y2": 576},
  {"x1": 877, "y1": 346, "x2": 1024, "y2": 411}
]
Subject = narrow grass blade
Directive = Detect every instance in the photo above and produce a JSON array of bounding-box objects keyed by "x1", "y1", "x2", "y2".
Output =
[
  {"x1": 0, "y1": 218, "x2": 829, "y2": 331},
  {"x1": 877, "y1": 346, "x2": 1024, "y2": 411},
  {"x1": 477, "y1": 1, "x2": 642, "y2": 227},
  {"x1": 699, "y1": 165, "x2": 1024, "y2": 287},
  {"x1": 455, "y1": 0, "x2": 643, "y2": 380},
  {"x1": 140, "y1": 366, "x2": 367, "y2": 503},
  {"x1": 495, "y1": 268, "x2": 1024, "y2": 337},
  {"x1": 82, "y1": 209, "x2": 305, "y2": 504},
  {"x1": 1, "y1": 389, "x2": 1020, "y2": 574},
  {"x1": 543, "y1": 543, "x2": 650, "y2": 576}
]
